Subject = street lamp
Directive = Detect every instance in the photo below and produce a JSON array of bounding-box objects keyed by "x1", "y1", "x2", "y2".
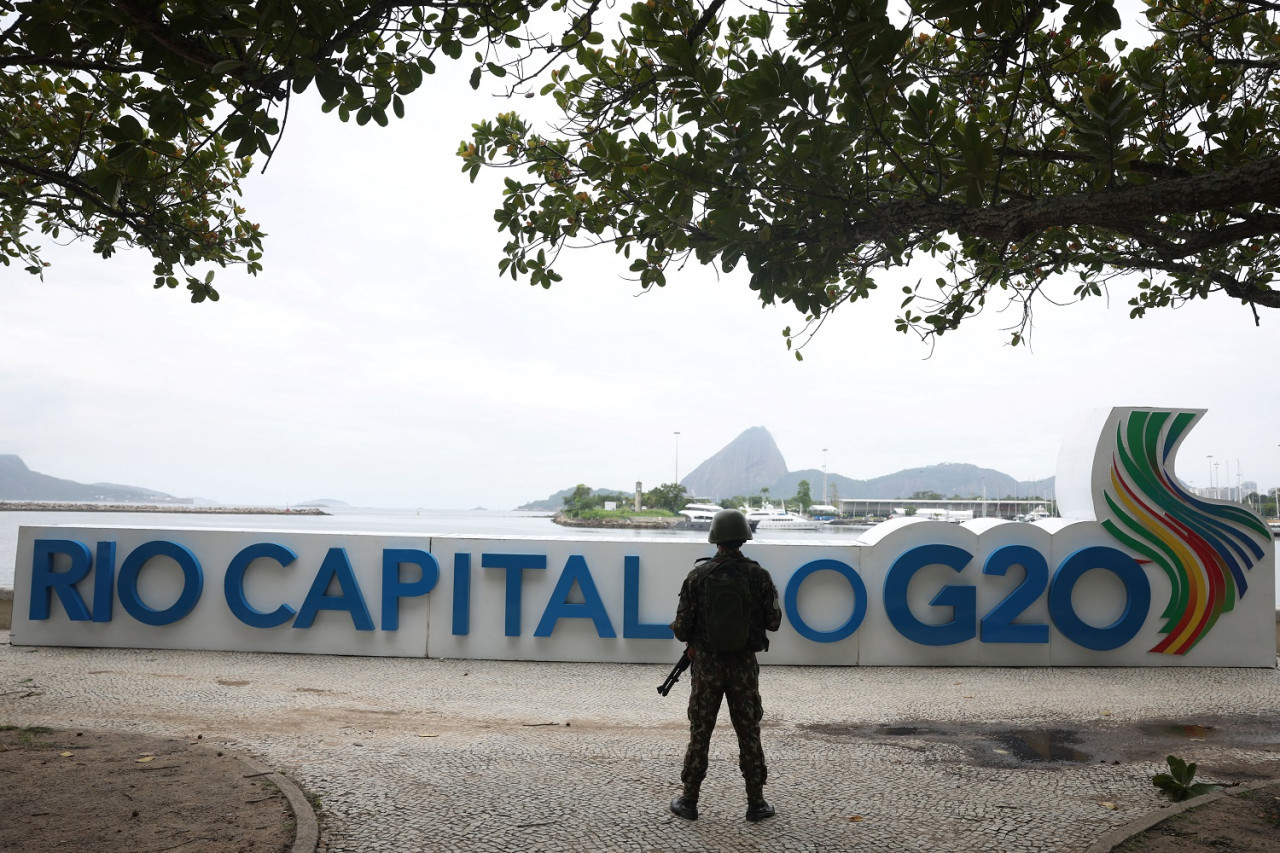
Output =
[
  {"x1": 1207, "y1": 454, "x2": 1214, "y2": 498},
  {"x1": 822, "y1": 448, "x2": 829, "y2": 506},
  {"x1": 674, "y1": 431, "x2": 680, "y2": 486}
]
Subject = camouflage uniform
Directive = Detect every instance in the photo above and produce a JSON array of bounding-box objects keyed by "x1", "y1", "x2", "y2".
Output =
[{"x1": 670, "y1": 547, "x2": 782, "y2": 806}]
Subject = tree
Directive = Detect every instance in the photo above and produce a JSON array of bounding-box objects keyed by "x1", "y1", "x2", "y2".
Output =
[
  {"x1": 792, "y1": 478, "x2": 813, "y2": 510},
  {"x1": 562, "y1": 483, "x2": 595, "y2": 516},
  {"x1": 465, "y1": 0, "x2": 1280, "y2": 350},
  {"x1": 17, "y1": 0, "x2": 1280, "y2": 346},
  {"x1": 0, "y1": 0, "x2": 550, "y2": 300},
  {"x1": 644, "y1": 481, "x2": 688, "y2": 512},
  {"x1": 562, "y1": 484, "x2": 631, "y2": 515}
]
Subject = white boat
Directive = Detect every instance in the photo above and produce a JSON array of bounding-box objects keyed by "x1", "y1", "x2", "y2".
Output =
[
  {"x1": 676, "y1": 502, "x2": 724, "y2": 529},
  {"x1": 808, "y1": 504, "x2": 839, "y2": 521},
  {"x1": 891, "y1": 507, "x2": 974, "y2": 523},
  {"x1": 746, "y1": 501, "x2": 824, "y2": 531},
  {"x1": 1020, "y1": 505, "x2": 1052, "y2": 523}
]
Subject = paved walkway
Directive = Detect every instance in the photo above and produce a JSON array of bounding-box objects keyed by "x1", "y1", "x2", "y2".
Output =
[{"x1": 2, "y1": 633, "x2": 1278, "y2": 852}]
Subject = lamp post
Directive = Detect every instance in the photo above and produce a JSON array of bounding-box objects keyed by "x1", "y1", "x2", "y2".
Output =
[
  {"x1": 673, "y1": 431, "x2": 680, "y2": 487},
  {"x1": 1207, "y1": 454, "x2": 1214, "y2": 498},
  {"x1": 822, "y1": 448, "x2": 829, "y2": 506}
]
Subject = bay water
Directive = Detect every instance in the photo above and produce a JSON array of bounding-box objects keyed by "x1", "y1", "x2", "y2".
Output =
[{"x1": 5, "y1": 508, "x2": 1276, "y2": 607}]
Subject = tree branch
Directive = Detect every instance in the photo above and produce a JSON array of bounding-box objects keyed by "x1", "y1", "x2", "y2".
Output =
[
  {"x1": 844, "y1": 156, "x2": 1280, "y2": 249},
  {"x1": 0, "y1": 155, "x2": 144, "y2": 232},
  {"x1": 687, "y1": 0, "x2": 728, "y2": 45},
  {"x1": 114, "y1": 0, "x2": 225, "y2": 71},
  {"x1": 0, "y1": 53, "x2": 142, "y2": 73},
  {"x1": 1211, "y1": 57, "x2": 1280, "y2": 70},
  {"x1": 1003, "y1": 147, "x2": 1193, "y2": 178}
]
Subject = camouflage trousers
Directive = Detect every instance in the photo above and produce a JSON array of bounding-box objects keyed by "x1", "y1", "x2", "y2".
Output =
[{"x1": 680, "y1": 650, "x2": 767, "y2": 800}]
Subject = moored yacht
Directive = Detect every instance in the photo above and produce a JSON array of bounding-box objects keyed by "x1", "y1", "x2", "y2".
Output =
[
  {"x1": 808, "y1": 504, "x2": 839, "y2": 521},
  {"x1": 744, "y1": 500, "x2": 824, "y2": 531},
  {"x1": 1020, "y1": 505, "x2": 1052, "y2": 522},
  {"x1": 891, "y1": 507, "x2": 974, "y2": 523},
  {"x1": 676, "y1": 502, "x2": 725, "y2": 530}
]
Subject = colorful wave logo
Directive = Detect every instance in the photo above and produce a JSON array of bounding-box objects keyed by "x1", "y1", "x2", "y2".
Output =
[{"x1": 1100, "y1": 410, "x2": 1271, "y2": 654}]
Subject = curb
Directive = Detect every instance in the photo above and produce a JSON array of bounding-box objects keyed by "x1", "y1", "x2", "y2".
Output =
[
  {"x1": 1084, "y1": 776, "x2": 1280, "y2": 853},
  {"x1": 237, "y1": 754, "x2": 320, "y2": 853}
]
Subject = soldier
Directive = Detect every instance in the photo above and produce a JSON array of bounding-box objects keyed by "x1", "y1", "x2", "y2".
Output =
[{"x1": 669, "y1": 508, "x2": 782, "y2": 822}]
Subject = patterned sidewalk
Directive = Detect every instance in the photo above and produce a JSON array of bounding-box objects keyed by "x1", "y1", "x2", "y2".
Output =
[{"x1": 2, "y1": 634, "x2": 1277, "y2": 852}]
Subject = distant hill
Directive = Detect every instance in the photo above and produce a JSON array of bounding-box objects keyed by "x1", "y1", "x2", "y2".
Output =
[
  {"x1": 522, "y1": 427, "x2": 1054, "y2": 508},
  {"x1": 0, "y1": 454, "x2": 181, "y2": 503},
  {"x1": 770, "y1": 464, "x2": 1054, "y2": 503},
  {"x1": 518, "y1": 485, "x2": 633, "y2": 512}
]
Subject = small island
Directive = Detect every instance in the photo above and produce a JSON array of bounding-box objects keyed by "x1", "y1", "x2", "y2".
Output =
[{"x1": 552, "y1": 513, "x2": 679, "y2": 530}]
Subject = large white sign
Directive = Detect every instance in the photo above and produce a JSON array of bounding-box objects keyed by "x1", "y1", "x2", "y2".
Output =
[{"x1": 11, "y1": 408, "x2": 1276, "y2": 666}]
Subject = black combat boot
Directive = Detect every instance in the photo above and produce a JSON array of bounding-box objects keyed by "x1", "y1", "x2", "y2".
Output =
[
  {"x1": 669, "y1": 795, "x2": 699, "y2": 820},
  {"x1": 745, "y1": 800, "x2": 776, "y2": 822}
]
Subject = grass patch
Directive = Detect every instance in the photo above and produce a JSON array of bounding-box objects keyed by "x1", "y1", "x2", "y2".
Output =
[{"x1": 0, "y1": 725, "x2": 57, "y2": 748}]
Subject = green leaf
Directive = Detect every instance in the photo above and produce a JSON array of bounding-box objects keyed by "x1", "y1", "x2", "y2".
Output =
[
  {"x1": 315, "y1": 74, "x2": 344, "y2": 103},
  {"x1": 115, "y1": 115, "x2": 146, "y2": 142}
]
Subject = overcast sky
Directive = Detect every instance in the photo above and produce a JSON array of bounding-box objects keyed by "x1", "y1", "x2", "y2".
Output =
[{"x1": 3, "y1": 65, "x2": 1278, "y2": 511}]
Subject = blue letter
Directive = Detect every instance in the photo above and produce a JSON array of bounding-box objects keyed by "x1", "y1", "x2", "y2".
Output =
[
  {"x1": 29, "y1": 539, "x2": 93, "y2": 621},
  {"x1": 225, "y1": 543, "x2": 298, "y2": 629},
  {"x1": 784, "y1": 559, "x2": 867, "y2": 643},
  {"x1": 1049, "y1": 546, "x2": 1150, "y2": 651},
  {"x1": 117, "y1": 541, "x2": 204, "y2": 626},
  {"x1": 482, "y1": 553, "x2": 547, "y2": 637},
  {"x1": 535, "y1": 554, "x2": 616, "y2": 638},
  {"x1": 92, "y1": 541, "x2": 116, "y2": 623},
  {"x1": 294, "y1": 548, "x2": 374, "y2": 630},
  {"x1": 381, "y1": 548, "x2": 439, "y2": 631},
  {"x1": 452, "y1": 554, "x2": 471, "y2": 636},
  {"x1": 623, "y1": 556, "x2": 673, "y2": 639},
  {"x1": 884, "y1": 544, "x2": 976, "y2": 646}
]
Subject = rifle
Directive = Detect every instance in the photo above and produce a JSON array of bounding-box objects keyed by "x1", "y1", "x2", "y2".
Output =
[{"x1": 657, "y1": 649, "x2": 691, "y2": 696}]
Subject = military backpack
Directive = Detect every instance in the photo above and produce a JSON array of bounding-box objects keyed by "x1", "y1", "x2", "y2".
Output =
[{"x1": 701, "y1": 558, "x2": 754, "y2": 652}]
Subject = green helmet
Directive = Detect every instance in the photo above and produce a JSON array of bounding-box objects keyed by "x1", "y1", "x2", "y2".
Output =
[{"x1": 708, "y1": 508, "x2": 752, "y2": 544}]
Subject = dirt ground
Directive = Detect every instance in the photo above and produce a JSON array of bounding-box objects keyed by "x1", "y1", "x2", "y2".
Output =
[
  {"x1": 0, "y1": 726, "x2": 295, "y2": 853},
  {"x1": 1116, "y1": 781, "x2": 1280, "y2": 852},
  {"x1": 0, "y1": 725, "x2": 1276, "y2": 853}
]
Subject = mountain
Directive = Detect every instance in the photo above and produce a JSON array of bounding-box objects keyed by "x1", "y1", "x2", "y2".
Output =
[
  {"x1": 681, "y1": 427, "x2": 788, "y2": 499},
  {"x1": 770, "y1": 464, "x2": 1053, "y2": 502},
  {"x1": 0, "y1": 454, "x2": 180, "y2": 502},
  {"x1": 521, "y1": 427, "x2": 1054, "y2": 508}
]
